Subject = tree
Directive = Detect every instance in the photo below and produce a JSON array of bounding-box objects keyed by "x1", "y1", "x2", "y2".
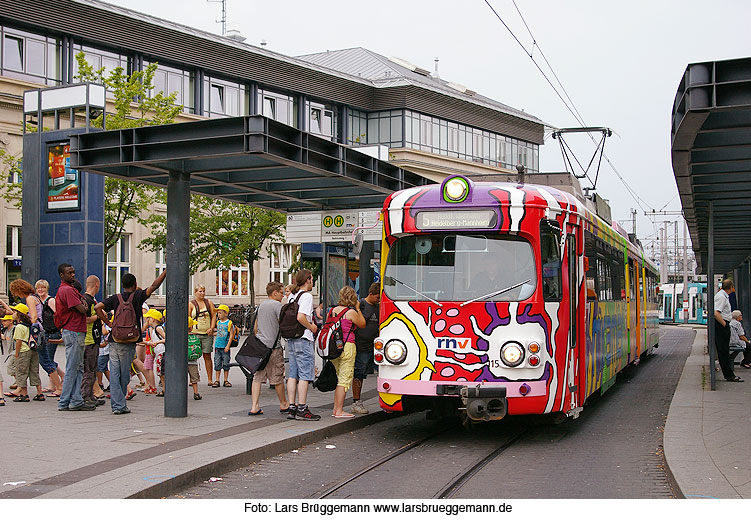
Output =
[
  {"x1": 140, "y1": 195, "x2": 286, "y2": 305},
  {"x1": 0, "y1": 149, "x2": 22, "y2": 209},
  {"x1": 74, "y1": 52, "x2": 181, "y2": 253}
]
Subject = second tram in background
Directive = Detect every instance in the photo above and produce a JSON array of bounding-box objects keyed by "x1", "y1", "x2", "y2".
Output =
[
  {"x1": 374, "y1": 175, "x2": 659, "y2": 422},
  {"x1": 658, "y1": 282, "x2": 707, "y2": 325}
]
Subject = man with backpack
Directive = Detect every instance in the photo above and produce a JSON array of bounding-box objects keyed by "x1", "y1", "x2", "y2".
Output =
[
  {"x1": 95, "y1": 270, "x2": 167, "y2": 415},
  {"x1": 55, "y1": 264, "x2": 93, "y2": 412},
  {"x1": 280, "y1": 270, "x2": 320, "y2": 421}
]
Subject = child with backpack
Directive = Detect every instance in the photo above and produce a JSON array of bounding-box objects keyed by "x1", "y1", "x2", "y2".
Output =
[
  {"x1": 141, "y1": 309, "x2": 164, "y2": 395},
  {"x1": 188, "y1": 316, "x2": 202, "y2": 400},
  {"x1": 212, "y1": 304, "x2": 234, "y2": 388},
  {"x1": 318, "y1": 286, "x2": 365, "y2": 418},
  {"x1": 10, "y1": 303, "x2": 45, "y2": 403}
]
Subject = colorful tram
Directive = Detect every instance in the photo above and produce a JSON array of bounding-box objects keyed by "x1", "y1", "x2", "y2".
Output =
[
  {"x1": 374, "y1": 175, "x2": 660, "y2": 421},
  {"x1": 658, "y1": 282, "x2": 707, "y2": 325}
]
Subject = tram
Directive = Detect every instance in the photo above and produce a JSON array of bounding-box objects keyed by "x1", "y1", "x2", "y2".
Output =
[
  {"x1": 374, "y1": 175, "x2": 659, "y2": 422},
  {"x1": 658, "y1": 282, "x2": 707, "y2": 325}
]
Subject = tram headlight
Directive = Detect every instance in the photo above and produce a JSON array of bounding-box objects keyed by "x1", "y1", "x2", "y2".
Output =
[
  {"x1": 384, "y1": 340, "x2": 407, "y2": 365},
  {"x1": 443, "y1": 176, "x2": 469, "y2": 203},
  {"x1": 500, "y1": 342, "x2": 524, "y2": 367}
]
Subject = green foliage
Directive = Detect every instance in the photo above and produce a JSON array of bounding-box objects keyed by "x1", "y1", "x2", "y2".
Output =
[
  {"x1": 139, "y1": 195, "x2": 286, "y2": 305},
  {"x1": 288, "y1": 248, "x2": 321, "y2": 283},
  {"x1": 0, "y1": 149, "x2": 22, "y2": 210},
  {"x1": 74, "y1": 51, "x2": 182, "y2": 252}
]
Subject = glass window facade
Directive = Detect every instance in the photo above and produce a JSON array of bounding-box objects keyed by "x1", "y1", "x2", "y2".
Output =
[
  {"x1": 145, "y1": 61, "x2": 195, "y2": 114},
  {"x1": 72, "y1": 44, "x2": 129, "y2": 81},
  {"x1": 269, "y1": 243, "x2": 293, "y2": 286},
  {"x1": 257, "y1": 88, "x2": 297, "y2": 127},
  {"x1": 154, "y1": 248, "x2": 166, "y2": 297},
  {"x1": 404, "y1": 110, "x2": 539, "y2": 172},
  {"x1": 216, "y1": 265, "x2": 250, "y2": 296},
  {"x1": 367, "y1": 110, "x2": 403, "y2": 148},
  {"x1": 203, "y1": 75, "x2": 248, "y2": 118},
  {"x1": 0, "y1": 25, "x2": 60, "y2": 85},
  {"x1": 347, "y1": 109, "x2": 368, "y2": 145},
  {"x1": 106, "y1": 235, "x2": 130, "y2": 296},
  {"x1": 306, "y1": 100, "x2": 336, "y2": 140}
]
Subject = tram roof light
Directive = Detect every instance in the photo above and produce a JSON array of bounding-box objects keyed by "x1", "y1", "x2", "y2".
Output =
[{"x1": 443, "y1": 176, "x2": 469, "y2": 203}]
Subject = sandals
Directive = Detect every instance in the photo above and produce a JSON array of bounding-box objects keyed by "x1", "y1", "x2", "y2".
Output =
[
  {"x1": 126, "y1": 391, "x2": 137, "y2": 400},
  {"x1": 209, "y1": 381, "x2": 220, "y2": 388},
  {"x1": 156, "y1": 391, "x2": 164, "y2": 397},
  {"x1": 223, "y1": 381, "x2": 232, "y2": 388},
  {"x1": 32, "y1": 394, "x2": 45, "y2": 401},
  {"x1": 740, "y1": 363, "x2": 751, "y2": 369},
  {"x1": 0, "y1": 398, "x2": 5, "y2": 406},
  {"x1": 13, "y1": 395, "x2": 29, "y2": 402},
  {"x1": 193, "y1": 393, "x2": 202, "y2": 400},
  {"x1": 727, "y1": 376, "x2": 745, "y2": 382},
  {"x1": 332, "y1": 412, "x2": 355, "y2": 418},
  {"x1": 46, "y1": 392, "x2": 61, "y2": 397},
  {"x1": 248, "y1": 409, "x2": 263, "y2": 416},
  {"x1": 144, "y1": 387, "x2": 158, "y2": 395}
]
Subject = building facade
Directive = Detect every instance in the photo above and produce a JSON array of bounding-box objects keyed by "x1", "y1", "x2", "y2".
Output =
[{"x1": 0, "y1": 0, "x2": 545, "y2": 305}]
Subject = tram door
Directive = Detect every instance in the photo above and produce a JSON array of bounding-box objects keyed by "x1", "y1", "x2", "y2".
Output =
[
  {"x1": 632, "y1": 261, "x2": 642, "y2": 357},
  {"x1": 566, "y1": 226, "x2": 580, "y2": 410}
]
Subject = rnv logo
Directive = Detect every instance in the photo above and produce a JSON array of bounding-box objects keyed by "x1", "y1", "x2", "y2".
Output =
[{"x1": 436, "y1": 338, "x2": 472, "y2": 349}]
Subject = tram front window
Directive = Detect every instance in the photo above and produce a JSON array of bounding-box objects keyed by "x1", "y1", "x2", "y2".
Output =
[{"x1": 383, "y1": 233, "x2": 536, "y2": 302}]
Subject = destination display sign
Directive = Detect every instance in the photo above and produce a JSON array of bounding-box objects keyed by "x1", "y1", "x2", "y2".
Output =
[{"x1": 416, "y1": 210, "x2": 497, "y2": 230}]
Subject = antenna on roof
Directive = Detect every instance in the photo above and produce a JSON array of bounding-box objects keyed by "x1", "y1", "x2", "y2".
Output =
[
  {"x1": 207, "y1": 0, "x2": 226, "y2": 35},
  {"x1": 260, "y1": 39, "x2": 267, "y2": 48},
  {"x1": 433, "y1": 57, "x2": 440, "y2": 78}
]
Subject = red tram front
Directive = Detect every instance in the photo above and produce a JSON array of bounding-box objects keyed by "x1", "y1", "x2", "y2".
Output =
[{"x1": 374, "y1": 175, "x2": 658, "y2": 421}]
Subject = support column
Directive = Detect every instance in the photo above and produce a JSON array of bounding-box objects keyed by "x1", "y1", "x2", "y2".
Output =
[
  {"x1": 708, "y1": 201, "x2": 716, "y2": 391},
  {"x1": 683, "y1": 219, "x2": 688, "y2": 323},
  {"x1": 165, "y1": 170, "x2": 190, "y2": 418}
]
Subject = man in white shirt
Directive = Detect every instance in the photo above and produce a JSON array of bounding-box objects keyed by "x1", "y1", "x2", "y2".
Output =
[
  {"x1": 284, "y1": 270, "x2": 321, "y2": 421},
  {"x1": 714, "y1": 279, "x2": 742, "y2": 382}
]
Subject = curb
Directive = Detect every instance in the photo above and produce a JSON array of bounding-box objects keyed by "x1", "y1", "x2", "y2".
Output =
[{"x1": 128, "y1": 410, "x2": 391, "y2": 499}]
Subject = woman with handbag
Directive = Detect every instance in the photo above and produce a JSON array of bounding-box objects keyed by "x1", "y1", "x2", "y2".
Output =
[{"x1": 327, "y1": 286, "x2": 365, "y2": 418}]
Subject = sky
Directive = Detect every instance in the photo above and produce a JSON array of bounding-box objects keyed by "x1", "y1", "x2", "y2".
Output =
[{"x1": 106, "y1": 0, "x2": 751, "y2": 260}]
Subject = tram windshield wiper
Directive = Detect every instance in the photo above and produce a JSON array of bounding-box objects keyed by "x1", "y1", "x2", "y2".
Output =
[
  {"x1": 460, "y1": 279, "x2": 531, "y2": 307},
  {"x1": 385, "y1": 276, "x2": 443, "y2": 307}
]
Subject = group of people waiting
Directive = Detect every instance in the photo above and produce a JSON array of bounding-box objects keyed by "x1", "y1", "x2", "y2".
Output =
[
  {"x1": 1, "y1": 265, "x2": 381, "y2": 419},
  {"x1": 713, "y1": 278, "x2": 751, "y2": 383},
  {"x1": 247, "y1": 270, "x2": 380, "y2": 420}
]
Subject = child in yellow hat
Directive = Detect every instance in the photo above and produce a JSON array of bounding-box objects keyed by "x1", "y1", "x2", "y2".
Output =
[
  {"x1": 212, "y1": 304, "x2": 235, "y2": 388},
  {"x1": 10, "y1": 303, "x2": 45, "y2": 402}
]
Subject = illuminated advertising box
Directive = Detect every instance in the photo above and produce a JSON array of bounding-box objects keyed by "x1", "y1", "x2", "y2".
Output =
[{"x1": 47, "y1": 142, "x2": 80, "y2": 212}]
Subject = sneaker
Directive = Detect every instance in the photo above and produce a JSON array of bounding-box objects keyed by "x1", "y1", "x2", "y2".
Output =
[
  {"x1": 295, "y1": 407, "x2": 321, "y2": 421},
  {"x1": 96, "y1": 398, "x2": 106, "y2": 406},
  {"x1": 113, "y1": 408, "x2": 131, "y2": 415},
  {"x1": 58, "y1": 406, "x2": 69, "y2": 411},
  {"x1": 69, "y1": 403, "x2": 96, "y2": 411},
  {"x1": 286, "y1": 405, "x2": 297, "y2": 420},
  {"x1": 351, "y1": 400, "x2": 369, "y2": 415}
]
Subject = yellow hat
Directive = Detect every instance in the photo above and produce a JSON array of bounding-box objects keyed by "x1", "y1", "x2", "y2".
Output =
[
  {"x1": 188, "y1": 316, "x2": 196, "y2": 329},
  {"x1": 11, "y1": 303, "x2": 29, "y2": 315},
  {"x1": 1, "y1": 314, "x2": 12, "y2": 321},
  {"x1": 216, "y1": 304, "x2": 230, "y2": 314},
  {"x1": 144, "y1": 309, "x2": 163, "y2": 323}
]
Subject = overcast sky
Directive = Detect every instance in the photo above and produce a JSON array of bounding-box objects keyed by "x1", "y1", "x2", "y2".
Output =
[{"x1": 108, "y1": 0, "x2": 751, "y2": 257}]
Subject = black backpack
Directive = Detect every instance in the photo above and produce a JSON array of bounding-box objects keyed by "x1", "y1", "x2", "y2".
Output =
[
  {"x1": 40, "y1": 296, "x2": 58, "y2": 334},
  {"x1": 279, "y1": 291, "x2": 308, "y2": 339},
  {"x1": 84, "y1": 294, "x2": 102, "y2": 346},
  {"x1": 312, "y1": 360, "x2": 338, "y2": 392}
]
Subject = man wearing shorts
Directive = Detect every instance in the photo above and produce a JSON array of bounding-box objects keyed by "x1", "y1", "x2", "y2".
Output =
[
  {"x1": 284, "y1": 270, "x2": 320, "y2": 421},
  {"x1": 248, "y1": 281, "x2": 290, "y2": 415}
]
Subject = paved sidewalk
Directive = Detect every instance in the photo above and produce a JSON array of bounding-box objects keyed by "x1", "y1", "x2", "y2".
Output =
[
  {"x1": 665, "y1": 326, "x2": 751, "y2": 499},
  {"x1": 0, "y1": 347, "x2": 383, "y2": 499}
]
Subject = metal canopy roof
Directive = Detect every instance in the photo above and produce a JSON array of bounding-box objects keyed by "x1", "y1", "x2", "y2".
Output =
[
  {"x1": 671, "y1": 57, "x2": 751, "y2": 274},
  {"x1": 70, "y1": 115, "x2": 432, "y2": 212}
]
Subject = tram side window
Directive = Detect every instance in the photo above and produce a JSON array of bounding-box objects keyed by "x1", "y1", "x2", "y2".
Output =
[
  {"x1": 597, "y1": 257, "x2": 613, "y2": 301},
  {"x1": 584, "y1": 232, "x2": 597, "y2": 300},
  {"x1": 540, "y1": 221, "x2": 562, "y2": 301}
]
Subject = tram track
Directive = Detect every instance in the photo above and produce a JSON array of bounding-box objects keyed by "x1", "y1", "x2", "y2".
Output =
[{"x1": 316, "y1": 423, "x2": 530, "y2": 500}]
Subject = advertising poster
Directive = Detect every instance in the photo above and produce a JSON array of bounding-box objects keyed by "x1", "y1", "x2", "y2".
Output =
[
  {"x1": 326, "y1": 254, "x2": 347, "y2": 308},
  {"x1": 47, "y1": 142, "x2": 80, "y2": 212}
]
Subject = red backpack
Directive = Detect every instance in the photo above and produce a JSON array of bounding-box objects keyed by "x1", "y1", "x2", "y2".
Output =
[
  {"x1": 111, "y1": 293, "x2": 140, "y2": 343},
  {"x1": 315, "y1": 307, "x2": 351, "y2": 360}
]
